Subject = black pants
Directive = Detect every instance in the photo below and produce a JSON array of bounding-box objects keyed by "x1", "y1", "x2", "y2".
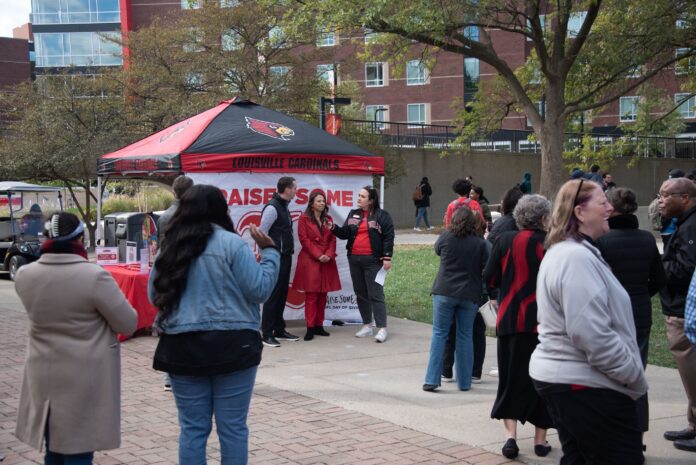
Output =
[
  {"x1": 635, "y1": 326, "x2": 651, "y2": 432},
  {"x1": 443, "y1": 312, "x2": 486, "y2": 378},
  {"x1": 261, "y1": 254, "x2": 291, "y2": 337},
  {"x1": 348, "y1": 254, "x2": 387, "y2": 328},
  {"x1": 539, "y1": 387, "x2": 644, "y2": 465}
]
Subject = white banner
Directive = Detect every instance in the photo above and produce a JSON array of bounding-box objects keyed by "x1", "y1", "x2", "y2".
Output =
[{"x1": 188, "y1": 172, "x2": 370, "y2": 322}]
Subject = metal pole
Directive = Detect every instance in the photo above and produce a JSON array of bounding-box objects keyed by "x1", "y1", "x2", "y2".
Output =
[
  {"x1": 96, "y1": 176, "x2": 103, "y2": 245},
  {"x1": 379, "y1": 176, "x2": 385, "y2": 210},
  {"x1": 319, "y1": 97, "x2": 326, "y2": 130}
]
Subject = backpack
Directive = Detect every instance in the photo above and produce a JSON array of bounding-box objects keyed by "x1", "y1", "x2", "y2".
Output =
[
  {"x1": 412, "y1": 184, "x2": 424, "y2": 202},
  {"x1": 648, "y1": 196, "x2": 662, "y2": 231}
]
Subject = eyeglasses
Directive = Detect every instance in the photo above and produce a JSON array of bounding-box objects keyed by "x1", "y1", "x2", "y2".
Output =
[
  {"x1": 573, "y1": 179, "x2": 584, "y2": 206},
  {"x1": 659, "y1": 192, "x2": 686, "y2": 199}
]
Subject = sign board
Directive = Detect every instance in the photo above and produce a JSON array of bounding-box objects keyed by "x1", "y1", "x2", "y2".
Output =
[
  {"x1": 189, "y1": 172, "x2": 369, "y2": 322},
  {"x1": 95, "y1": 247, "x2": 119, "y2": 266}
]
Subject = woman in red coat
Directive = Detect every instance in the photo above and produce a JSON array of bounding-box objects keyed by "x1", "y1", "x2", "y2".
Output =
[{"x1": 293, "y1": 190, "x2": 342, "y2": 341}]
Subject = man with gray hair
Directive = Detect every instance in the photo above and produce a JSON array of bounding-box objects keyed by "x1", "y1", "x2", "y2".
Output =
[
  {"x1": 158, "y1": 175, "x2": 194, "y2": 249},
  {"x1": 659, "y1": 177, "x2": 696, "y2": 453}
]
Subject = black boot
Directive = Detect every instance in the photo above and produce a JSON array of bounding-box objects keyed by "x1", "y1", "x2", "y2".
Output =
[
  {"x1": 304, "y1": 328, "x2": 314, "y2": 341},
  {"x1": 314, "y1": 326, "x2": 330, "y2": 336}
]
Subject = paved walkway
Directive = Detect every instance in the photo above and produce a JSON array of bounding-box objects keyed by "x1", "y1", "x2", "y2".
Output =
[{"x1": 0, "y1": 231, "x2": 686, "y2": 465}]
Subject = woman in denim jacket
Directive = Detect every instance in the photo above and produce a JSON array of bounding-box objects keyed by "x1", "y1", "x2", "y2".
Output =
[{"x1": 148, "y1": 184, "x2": 279, "y2": 465}]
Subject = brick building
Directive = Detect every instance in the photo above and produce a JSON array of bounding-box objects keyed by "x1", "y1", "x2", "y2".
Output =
[{"x1": 19, "y1": 1, "x2": 696, "y2": 136}]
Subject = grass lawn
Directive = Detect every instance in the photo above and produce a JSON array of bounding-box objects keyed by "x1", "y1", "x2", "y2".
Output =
[{"x1": 386, "y1": 244, "x2": 675, "y2": 369}]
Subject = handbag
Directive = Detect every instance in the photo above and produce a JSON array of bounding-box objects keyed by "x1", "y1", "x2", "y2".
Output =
[{"x1": 478, "y1": 300, "x2": 497, "y2": 329}]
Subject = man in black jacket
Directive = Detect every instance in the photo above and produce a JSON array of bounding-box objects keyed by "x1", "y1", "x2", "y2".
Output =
[
  {"x1": 259, "y1": 176, "x2": 299, "y2": 347},
  {"x1": 659, "y1": 178, "x2": 696, "y2": 452}
]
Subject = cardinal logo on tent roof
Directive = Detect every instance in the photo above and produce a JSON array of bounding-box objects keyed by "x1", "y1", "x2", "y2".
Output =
[{"x1": 245, "y1": 116, "x2": 295, "y2": 141}]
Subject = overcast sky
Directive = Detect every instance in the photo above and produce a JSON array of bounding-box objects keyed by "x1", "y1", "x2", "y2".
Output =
[{"x1": 1, "y1": 0, "x2": 32, "y2": 38}]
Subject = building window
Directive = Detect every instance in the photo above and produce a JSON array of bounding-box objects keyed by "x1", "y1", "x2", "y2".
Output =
[
  {"x1": 676, "y1": 48, "x2": 696, "y2": 75},
  {"x1": 364, "y1": 28, "x2": 378, "y2": 43},
  {"x1": 185, "y1": 72, "x2": 204, "y2": 91},
  {"x1": 317, "y1": 30, "x2": 336, "y2": 47},
  {"x1": 316, "y1": 64, "x2": 335, "y2": 84},
  {"x1": 619, "y1": 96, "x2": 639, "y2": 122},
  {"x1": 365, "y1": 62, "x2": 385, "y2": 87},
  {"x1": 222, "y1": 29, "x2": 241, "y2": 51},
  {"x1": 407, "y1": 103, "x2": 427, "y2": 126},
  {"x1": 464, "y1": 58, "x2": 479, "y2": 90},
  {"x1": 567, "y1": 11, "x2": 587, "y2": 37},
  {"x1": 406, "y1": 60, "x2": 427, "y2": 85},
  {"x1": 268, "y1": 26, "x2": 286, "y2": 48},
  {"x1": 220, "y1": 0, "x2": 239, "y2": 7},
  {"x1": 181, "y1": 0, "x2": 201, "y2": 9},
  {"x1": 675, "y1": 93, "x2": 696, "y2": 119},
  {"x1": 526, "y1": 15, "x2": 545, "y2": 41},
  {"x1": 35, "y1": 31, "x2": 122, "y2": 67},
  {"x1": 527, "y1": 101, "x2": 546, "y2": 127},
  {"x1": 366, "y1": 105, "x2": 388, "y2": 129},
  {"x1": 463, "y1": 25, "x2": 479, "y2": 42},
  {"x1": 32, "y1": 0, "x2": 120, "y2": 25}
]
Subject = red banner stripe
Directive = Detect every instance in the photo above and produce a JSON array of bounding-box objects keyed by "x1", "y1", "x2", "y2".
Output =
[{"x1": 181, "y1": 153, "x2": 385, "y2": 175}]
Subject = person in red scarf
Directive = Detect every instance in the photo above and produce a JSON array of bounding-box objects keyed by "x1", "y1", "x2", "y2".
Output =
[{"x1": 292, "y1": 190, "x2": 341, "y2": 341}]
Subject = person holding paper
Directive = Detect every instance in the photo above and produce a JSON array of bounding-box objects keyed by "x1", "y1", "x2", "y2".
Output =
[
  {"x1": 329, "y1": 186, "x2": 394, "y2": 343},
  {"x1": 482, "y1": 194, "x2": 553, "y2": 460},
  {"x1": 292, "y1": 190, "x2": 341, "y2": 341},
  {"x1": 423, "y1": 206, "x2": 488, "y2": 392}
]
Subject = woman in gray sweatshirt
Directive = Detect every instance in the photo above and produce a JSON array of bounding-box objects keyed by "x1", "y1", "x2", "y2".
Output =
[{"x1": 529, "y1": 179, "x2": 648, "y2": 465}]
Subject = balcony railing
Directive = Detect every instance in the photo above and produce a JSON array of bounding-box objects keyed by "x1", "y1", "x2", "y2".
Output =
[{"x1": 340, "y1": 119, "x2": 696, "y2": 159}]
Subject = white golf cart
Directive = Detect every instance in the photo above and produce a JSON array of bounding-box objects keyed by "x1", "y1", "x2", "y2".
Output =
[{"x1": 0, "y1": 182, "x2": 63, "y2": 280}]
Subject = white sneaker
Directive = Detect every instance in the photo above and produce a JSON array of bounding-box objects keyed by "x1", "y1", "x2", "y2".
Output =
[
  {"x1": 355, "y1": 325, "x2": 373, "y2": 338},
  {"x1": 471, "y1": 377, "x2": 482, "y2": 384},
  {"x1": 427, "y1": 226, "x2": 435, "y2": 230},
  {"x1": 374, "y1": 328, "x2": 388, "y2": 343},
  {"x1": 413, "y1": 227, "x2": 421, "y2": 231},
  {"x1": 489, "y1": 367, "x2": 499, "y2": 377}
]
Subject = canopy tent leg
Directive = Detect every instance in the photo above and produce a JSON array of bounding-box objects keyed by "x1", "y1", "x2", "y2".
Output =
[
  {"x1": 379, "y1": 176, "x2": 384, "y2": 210},
  {"x1": 96, "y1": 176, "x2": 103, "y2": 246}
]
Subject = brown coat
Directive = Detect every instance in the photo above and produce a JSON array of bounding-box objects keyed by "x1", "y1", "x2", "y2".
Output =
[{"x1": 14, "y1": 254, "x2": 137, "y2": 454}]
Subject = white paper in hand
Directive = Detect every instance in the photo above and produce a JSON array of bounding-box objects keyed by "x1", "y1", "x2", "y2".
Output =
[{"x1": 374, "y1": 267, "x2": 389, "y2": 286}]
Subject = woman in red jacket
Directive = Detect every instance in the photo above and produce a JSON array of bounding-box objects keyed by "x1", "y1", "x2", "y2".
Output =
[{"x1": 293, "y1": 190, "x2": 342, "y2": 341}]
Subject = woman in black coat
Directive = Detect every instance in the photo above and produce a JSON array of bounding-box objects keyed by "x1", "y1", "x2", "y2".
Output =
[{"x1": 596, "y1": 187, "x2": 667, "y2": 435}]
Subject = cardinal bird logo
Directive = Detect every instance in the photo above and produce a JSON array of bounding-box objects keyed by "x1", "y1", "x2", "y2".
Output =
[{"x1": 245, "y1": 116, "x2": 295, "y2": 141}]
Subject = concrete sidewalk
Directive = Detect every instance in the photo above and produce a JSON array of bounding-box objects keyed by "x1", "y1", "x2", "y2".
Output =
[{"x1": 0, "y1": 285, "x2": 692, "y2": 464}]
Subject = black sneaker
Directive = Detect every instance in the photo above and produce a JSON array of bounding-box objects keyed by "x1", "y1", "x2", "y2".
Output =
[
  {"x1": 275, "y1": 330, "x2": 299, "y2": 341},
  {"x1": 262, "y1": 335, "x2": 281, "y2": 347}
]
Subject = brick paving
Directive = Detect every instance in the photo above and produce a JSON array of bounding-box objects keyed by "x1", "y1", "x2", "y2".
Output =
[{"x1": 0, "y1": 298, "x2": 514, "y2": 465}]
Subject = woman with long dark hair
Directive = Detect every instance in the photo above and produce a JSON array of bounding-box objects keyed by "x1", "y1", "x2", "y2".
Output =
[
  {"x1": 293, "y1": 190, "x2": 341, "y2": 341},
  {"x1": 530, "y1": 179, "x2": 648, "y2": 464},
  {"x1": 423, "y1": 206, "x2": 489, "y2": 392},
  {"x1": 470, "y1": 186, "x2": 493, "y2": 233},
  {"x1": 330, "y1": 185, "x2": 395, "y2": 343},
  {"x1": 149, "y1": 184, "x2": 280, "y2": 465}
]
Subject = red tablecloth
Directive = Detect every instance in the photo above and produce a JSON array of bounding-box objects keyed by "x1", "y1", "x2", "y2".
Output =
[{"x1": 104, "y1": 265, "x2": 158, "y2": 341}]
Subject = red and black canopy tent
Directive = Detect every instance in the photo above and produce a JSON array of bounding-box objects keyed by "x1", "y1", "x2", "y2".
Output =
[
  {"x1": 96, "y1": 97, "x2": 385, "y2": 242},
  {"x1": 98, "y1": 97, "x2": 382, "y2": 176}
]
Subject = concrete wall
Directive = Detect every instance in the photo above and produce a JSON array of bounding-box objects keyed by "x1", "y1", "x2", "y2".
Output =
[{"x1": 381, "y1": 147, "x2": 696, "y2": 228}]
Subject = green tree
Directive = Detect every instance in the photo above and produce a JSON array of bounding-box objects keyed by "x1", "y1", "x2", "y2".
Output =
[
  {"x1": 0, "y1": 76, "x2": 130, "y2": 245},
  {"x1": 283, "y1": 0, "x2": 696, "y2": 197},
  {"x1": 114, "y1": 1, "x2": 344, "y2": 132}
]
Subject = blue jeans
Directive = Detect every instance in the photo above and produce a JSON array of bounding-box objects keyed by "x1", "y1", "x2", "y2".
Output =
[
  {"x1": 44, "y1": 429, "x2": 93, "y2": 465},
  {"x1": 44, "y1": 451, "x2": 93, "y2": 465},
  {"x1": 424, "y1": 295, "x2": 478, "y2": 390},
  {"x1": 415, "y1": 207, "x2": 431, "y2": 228},
  {"x1": 170, "y1": 366, "x2": 258, "y2": 465}
]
